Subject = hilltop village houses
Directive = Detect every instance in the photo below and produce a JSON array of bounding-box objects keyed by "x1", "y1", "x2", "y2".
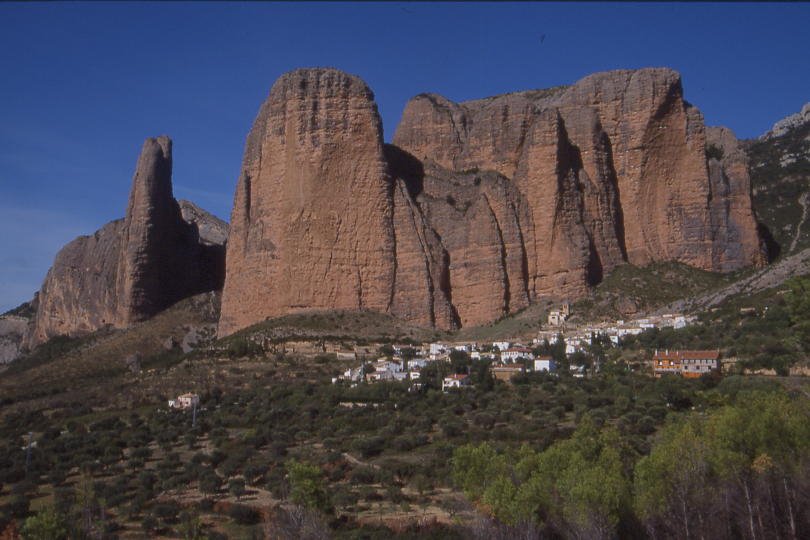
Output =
[{"x1": 331, "y1": 308, "x2": 706, "y2": 389}]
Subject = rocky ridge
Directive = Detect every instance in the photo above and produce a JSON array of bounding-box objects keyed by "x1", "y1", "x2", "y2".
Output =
[
  {"x1": 218, "y1": 67, "x2": 766, "y2": 336},
  {"x1": 25, "y1": 136, "x2": 227, "y2": 348},
  {"x1": 762, "y1": 102, "x2": 810, "y2": 140}
]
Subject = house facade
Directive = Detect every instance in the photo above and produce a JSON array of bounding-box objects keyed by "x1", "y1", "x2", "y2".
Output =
[
  {"x1": 653, "y1": 350, "x2": 721, "y2": 378},
  {"x1": 501, "y1": 347, "x2": 535, "y2": 362},
  {"x1": 534, "y1": 357, "x2": 556, "y2": 372},
  {"x1": 442, "y1": 374, "x2": 471, "y2": 391}
]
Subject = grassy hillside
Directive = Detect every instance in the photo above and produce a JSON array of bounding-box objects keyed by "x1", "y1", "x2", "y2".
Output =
[
  {"x1": 221, "y1": 309, "x2": 446, "y2": 346},
  {"x1": 0, "y1": 292, "x2": 221, "y2": 412},
  {"x1": 571, "y1": 262, "x2": 736, "y2": 321}
]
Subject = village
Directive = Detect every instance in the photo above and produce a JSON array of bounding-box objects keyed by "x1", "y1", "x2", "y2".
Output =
[{"x1": 327, "y1": 305, "x2": 719, "y2": 391}]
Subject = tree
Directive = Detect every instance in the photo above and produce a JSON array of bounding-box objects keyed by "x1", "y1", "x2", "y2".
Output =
[
  {"x1": 786, "y1": 275, "x2": 810, "y2": 351},
  {"x1": 228, "y1": 478, "x2": 246, "y2": 501},
  {"x1": 199, "y1": 471, "x2": 222, "y2": 495},
  {"x1": 141, "y1": 514, "x2": 158, "y2": 535},
  {"x1": 634, "y1": 418, "x2": 711, "y2": 539},
  {"x1": 286, "y1": 461, "x2": 332, "y2": 514},
  {"x1": 452, "y1": 419, "x2": 633, "y2": 537},
  {"x1": 451, "y1": 442, "x2": 509, "y2": 500},
  {"x1": 449, "y1": 349, "x2": 470, "y2": 374},
  {"x1": 178, "y1": 510, "x2": 203, "y2": 540},
  {"x1": 21, "y1": 506, "x2": 68, "y2": 540}
]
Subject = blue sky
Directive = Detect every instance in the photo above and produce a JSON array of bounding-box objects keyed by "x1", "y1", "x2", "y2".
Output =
[{"x1": 1, "y1": 2, "x2": 808, "y2": 312}]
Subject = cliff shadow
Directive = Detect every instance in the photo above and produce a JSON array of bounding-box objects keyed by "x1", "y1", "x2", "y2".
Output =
[
  {"x1": 601, "y1": 133, "x2": 629, "y2": 262},
  {"x1": 384, "y1": 144, "x2": 424, "y2": 199},
  {"x1": 757, "y1": 221, "x2": 781, "y2": 262}
]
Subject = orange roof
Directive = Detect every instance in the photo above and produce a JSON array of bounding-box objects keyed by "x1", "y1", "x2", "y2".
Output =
[
  {"x1": 678, "y1": 350, "x2": 720, "y2": 360},
  {"x1": 653, "y1": 349, "x2": 719, "y2": 361}
]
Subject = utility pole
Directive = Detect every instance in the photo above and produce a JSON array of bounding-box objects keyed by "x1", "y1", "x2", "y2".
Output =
[
  {"x1": 192, "y1": 401, "x2": 198, "y2": 428},
  {"x1": 24, "y1": 431, "x2": 33, "y2": 474}
]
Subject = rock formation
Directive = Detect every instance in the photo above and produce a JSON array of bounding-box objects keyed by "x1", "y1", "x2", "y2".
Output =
[
  {"x1": 394, "y1": 67, "x2": 766, "y2": 301},
  {"x1": 762, "y1": 102, "x2": 810, "y2": 140},
  {"x1": 0, "y1": 315, "x2": 28, "y2": 363},
  {"x1": 25, "y1": 136, "x2": 227, "y2": 347},
  {"x1": 705, "y1": 127, "x2": 766, "y2": 271},
  {"x1": 218, "y1": 66, "x2": 766, "y2": 335},
  {"x1": 218, "y1": 69, "x2": 456, "y2": 336}
]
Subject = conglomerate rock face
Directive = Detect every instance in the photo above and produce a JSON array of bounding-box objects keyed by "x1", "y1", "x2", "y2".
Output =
[
  {"x1": 705, "y1": 126, "x2": 767, "y2": 271},
  {"x1": 393, "y1": 67, "x2": 766, "y2": 302},
  {"x1": 218, "y1": 66, "x2": 766, "y2": 335},
  {"x1": 25, "y1": 136, "x2": 227, "y2": 347},
  {"x1": 219, "y1": 69, "x2": 457, "y2": 336}
]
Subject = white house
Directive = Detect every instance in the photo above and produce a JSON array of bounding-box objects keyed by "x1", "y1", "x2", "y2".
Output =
[
  {"x1": 340, "y1": 367, "x2": 363, "y2": 382},
  {"x1": 534, "y1": 357, "x2": 556, "y2": 372},
  {"x1": 492, "y1": 341, "x2": 511, "y2": 352},
  {"x1": 501, "y1": 347, "x2": 535, "y2": 362},
  {"x1": 169, "y1": 393, "x2": 199, "y2": 410},
  {"x1": 548, "y1": 310, "x2": 566, "y2": 326},
  {"x1": 442, "y1": 374, "x2": 472, "y2": 391},
  {"x1": 429, "y1": 343, "x2": 446, "y2": 356},
  {"x1": 570, "y1": 365, "x2": 586, "y2": 378},
  {"x1": 406, "y1": 358, "x2": 430, "y2": 370},
  {"x1": 374, "y1": 360, "x2": 403, "y2": 373}
]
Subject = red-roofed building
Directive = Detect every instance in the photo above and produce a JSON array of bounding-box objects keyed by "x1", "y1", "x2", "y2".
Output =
[{"x1": 653, "y1": 350, "x2": 720, "y2": 378}]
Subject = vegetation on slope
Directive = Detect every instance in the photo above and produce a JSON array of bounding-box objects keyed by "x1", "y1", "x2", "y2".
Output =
[
  {"x1": 572, "y1": 262, "x2": 736, "y2": 321},
  {"x1": 452, "y1": 387, "x2": 810, "y2": 539},
  {"x1": 746, "y1": 120, "x2": 810, "y2": 257},
  {"x1": 621, "y1": 274, "x2": 810, "y2": 375}
]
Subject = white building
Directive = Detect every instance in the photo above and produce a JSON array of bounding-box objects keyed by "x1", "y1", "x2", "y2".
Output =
[
  {"x1": 374, "y1": 360, "x2": 403, "y2": 373},
  {"x1": 169, "y1": 393, "x2": 200, "y2": 410},
  {"x1": 442, "y1": 374, "x2": 472, "y2": 391},
  {"x1": 548, "y1": 310, "x2": 566, "y2": 326},
  {"x1": 406, "y1": 358, "x2": 430, "y2": 370},
  {"x1": 534, "y1": 357, "x2": 556, "y2": 372},
  {"x1": 429, "y1": 343, "x2": 446, "y2": 355},
  {"x1": 492, "y1": 341, "x2": 511, "y2": 352},
  {"x1": 501, "y1": 347, "x2": 535, "y2": 362}
]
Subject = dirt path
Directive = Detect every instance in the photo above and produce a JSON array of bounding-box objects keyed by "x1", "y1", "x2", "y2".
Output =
[
  {"x1": 789, "y1": 191, "x2": 810, "y2": 253},
  {"x1": 342, "y1": 452, "x2": 380, "y2": 469}
]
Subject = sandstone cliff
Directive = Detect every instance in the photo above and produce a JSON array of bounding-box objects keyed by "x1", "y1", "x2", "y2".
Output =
[
  {"x1": 393, "y1": 67, "x2": 766, "y2": 301},
  {"x1": 219, "y1": 67, "x2": 766, "y2": 335},
  {"x1": 705, "y1": 127, "x2": 766, "y2": 271},
  {"x1": 218, "y1": 69, "x2": 456, "y2": 336},
  {"x1": 25, "y1": 136, "x2": 227, "y2": 347}
]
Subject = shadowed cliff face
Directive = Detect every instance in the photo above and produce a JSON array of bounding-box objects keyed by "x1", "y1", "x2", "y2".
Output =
[
  {"x1": 26, "y1": 136, "x2": 227, "y2": 348},
  {"x1": 217, "y1": 67, "x2": 766, "y2": 335}
]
